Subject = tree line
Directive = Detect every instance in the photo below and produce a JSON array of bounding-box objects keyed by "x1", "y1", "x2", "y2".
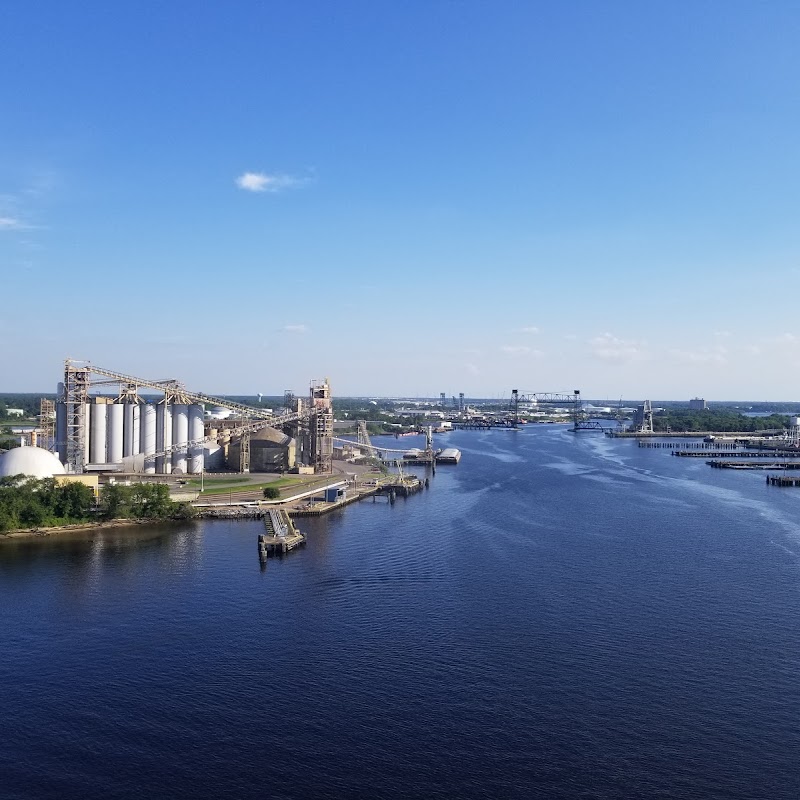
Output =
[
  {"x1": 653, "y1": 410, "x2": 790, "y2": 432},
  {"x1": 0, "y1": 477, "x2": 194, "y2": 533}
]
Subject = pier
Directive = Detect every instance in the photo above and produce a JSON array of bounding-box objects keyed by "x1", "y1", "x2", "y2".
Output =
[
  {"x1": 289, "y1": 486, "x2": 377, "y2": 517},
  {"x1": 289, "y1": 475, "x2": 426, "y2": 517},
  {"x1": 640, "y1": 441, "x2": 740, "y2": 450},
  {"x1": 674, "y1": 450, "x2": 800, "y2": 458},
  {"x1": 707, "y1": 460, "x2": 800, "y2": 470},
  {"x1": 613, "y1": 431, "x2": 783, "y2": 439},
  {"x1": 258, "y1": 509, "x2": 306, "y2": 556},
  {"x1": 767, "y1": 475, "x2": 800, "y2": 487}
]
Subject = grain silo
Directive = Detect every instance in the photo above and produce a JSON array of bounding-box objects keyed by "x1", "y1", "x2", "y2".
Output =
[{"x1": 172, "y1": 403, "x2": 189, "y2": 474}]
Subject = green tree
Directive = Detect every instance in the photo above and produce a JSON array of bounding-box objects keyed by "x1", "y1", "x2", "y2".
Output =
[
  {"x1": 99, "y1": 484, "x2": 124, "y2": 519},
  {"x1": 54, "y1": 482, "x2": 94, "y2": 519},
  {"x1": 263, "y1": 486, "x2": 281, "y2": 500}
]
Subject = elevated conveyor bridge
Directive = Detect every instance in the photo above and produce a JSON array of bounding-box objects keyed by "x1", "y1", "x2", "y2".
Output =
[{"x1": 63, "y1": 360, "x2": 318, "y2": 473}]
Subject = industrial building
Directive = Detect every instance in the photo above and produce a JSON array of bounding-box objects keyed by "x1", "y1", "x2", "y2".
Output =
[
  {"x1": 226, "y1": 426, "x2": 297, "y2": 472},
  {"x1": 48, "y1": 360, "x2": 333, "y2": 477}
]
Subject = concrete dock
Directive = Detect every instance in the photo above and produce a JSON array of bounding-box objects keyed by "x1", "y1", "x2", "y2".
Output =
[
  {"x1": 258, "y1": 509, "x2": 306, "y2": 557},
  {"x1": 708, "y1": 460, "x2": 800, "y2": 470},
  {"x1": 767, "y1": 475, "x2": 800, "y2": 487}
]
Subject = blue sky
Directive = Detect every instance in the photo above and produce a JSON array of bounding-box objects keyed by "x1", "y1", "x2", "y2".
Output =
[{"x1": 2, "y1": 1, "x2": 800, "y2": 399}]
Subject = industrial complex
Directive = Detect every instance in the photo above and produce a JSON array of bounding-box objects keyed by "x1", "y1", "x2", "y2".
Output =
[{"x1": 40, "y1": 359, "x2": 335, "y2": 478}]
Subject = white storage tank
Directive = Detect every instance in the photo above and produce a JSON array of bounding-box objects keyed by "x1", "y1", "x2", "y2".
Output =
[
  {"x1": 83, "y1": 403, "x2": 91, "y2": 465},
  {"x1": 90, "y1": 403, "x2": 107, "y2": 464},
  {"x1": 156, "y1": 402, "x2": 173, "y2": 475},
  {"x1": 132, "y1": 404, "x2": 141, "y2": 456},
  {"x1": 123, "y1": 402, "x2": 135, "y2": 457},
  {"x1": 107, "y1": 403, "x2": 124, "y2": 464},
  {"x1": 172, "y1": 403, "x2": 189, "y2": 474},
  {"x1": 141, "y1": 403, "x2": 157, "y2": 474},
  {"x1": 791, "y1": 417, "x2": 800, "y2": 428},
  {"x1": 188, "y1": 404, "x2": 204, "y2": 474},
  {"x1": 204, "y1": 443, "x2": 224, "y2": 471}
]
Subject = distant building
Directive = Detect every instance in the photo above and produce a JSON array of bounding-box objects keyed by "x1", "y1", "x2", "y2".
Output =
[
  {"x1": 5, "y1": 408, "x2": 24, "y2": 417},
  {"x1": 689, "y1": 398, "x2": 707, "y2": 410}
]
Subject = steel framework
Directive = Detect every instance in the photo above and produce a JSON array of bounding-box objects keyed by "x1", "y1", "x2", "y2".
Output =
[
  {"x1": 64, "y1": 361, "x2": 91, "y2": 473},
  {"x1": 510, "y1": 389, "x2": 607, "y2": 431},
  {"x1": 356, "y1": 419, "x2": 373, "y2": 452},
  {"x1": 631, "y1": 400, "x2": 654, "y2": 434},
  {"x1": 310, "y1": 379, "x2": 333, "y2": 474},
  {"x1": 39, "y1": 398, "x2": 56, "y2": 453},
  {"x1": 60, "y1": 360, "x2": 324, "y2": 473}
]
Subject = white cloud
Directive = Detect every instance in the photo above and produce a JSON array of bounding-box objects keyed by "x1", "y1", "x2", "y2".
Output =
[
  {"x1": 589, "y1": 333, "x2": 648, "y2": 363},
  {"x1": 465, "y1": 362, "x2": 480, "y2": 375},
  {"x1": 743, "y1": 345, "x2": 762, "y2": 356},
  {"x1": 282, "y1": 324, "x2": 308, "y2": 333},
  {"x1": 0, "y1": 216, "x2": 25, "y2": 230},
  {"x1": 519, "y1": 326, "x2": 539, "y2": 334},
  {"x1": 235, "y1": 171, "x2": 304, "y2": 192},
  {"x1": 501, "y1": 345, "x2": 531, "y2": 355},
  {"x1": 713, "y1": 330, "x2": 732, "y2": 338}
]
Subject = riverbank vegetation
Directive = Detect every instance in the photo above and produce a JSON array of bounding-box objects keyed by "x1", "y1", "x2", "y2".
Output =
[
  {"x1": 653, "y1": 410, "x2": 789, "y2": 432},
  {"x1": 0, "y1": 476, "x2": 95, "y2": 532},
  {"x1": 98, "y1": 483, "x2": 195, "y2": 521},
  {"x1": 0, "y1": 477, "x2": 194, "y2": 533}
]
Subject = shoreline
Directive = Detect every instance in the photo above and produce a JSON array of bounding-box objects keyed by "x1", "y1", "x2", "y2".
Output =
[{"x1": 0, "y1": 518, "x2": 184, "y2": 542}]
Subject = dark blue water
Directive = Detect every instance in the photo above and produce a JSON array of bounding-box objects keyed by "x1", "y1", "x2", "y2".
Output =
[{"x1": 2, "y1": 427, "x2": 800, "y2": 799}]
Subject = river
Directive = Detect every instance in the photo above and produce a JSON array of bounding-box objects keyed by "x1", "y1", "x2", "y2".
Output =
[{"x1": 1, "y1": 426, "x2": 799, "y2": 799}]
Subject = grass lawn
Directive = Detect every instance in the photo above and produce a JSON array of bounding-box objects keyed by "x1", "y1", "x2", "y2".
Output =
[{"x1": 190, "y1": 474, "x2": 331, "y2": 497}]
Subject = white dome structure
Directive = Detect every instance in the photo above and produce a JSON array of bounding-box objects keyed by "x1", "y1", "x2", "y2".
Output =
[
  {"x1": 0, "y1": 446, "x2": 66, "y2": 479},
  {"x1": 205, "y1": 406, "x2": 232, "y2": 420}
]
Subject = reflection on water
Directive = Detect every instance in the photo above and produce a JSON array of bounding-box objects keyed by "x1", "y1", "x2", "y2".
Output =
[
  {"x1": 0, "y1": 522, "x2": 201, "y2": 603},
  {"x1": 2, "y1": 429, "x2": 800, "y2": 800}
]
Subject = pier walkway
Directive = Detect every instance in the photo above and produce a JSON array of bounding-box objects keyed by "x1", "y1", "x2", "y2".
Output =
[
  {"x1": 674, "y1": 450, "x2": 800, "y2": 459},
  {"x1": 258, "y1": 509, "x2": 305, "y2": 556},
  {"x1": 708, "y1": 460, "x2": 800, "y2": 470}
]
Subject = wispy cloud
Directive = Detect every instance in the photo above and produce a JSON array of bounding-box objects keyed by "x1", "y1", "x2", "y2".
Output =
[
  {"x1": 465, "y1": 362, "x2": 480, "y2": 375},
  {"x1": 589, "y1": 333, "x2": 648, "y2": 363},
  {"x1": 763, "y1": 332, "x2": 797, "y2": 344},
  {"x1": 501, "y1": 345, "x2": 531, "y2": 355},
  {"x1": 668, "y1": 347, "x2": 727, "y2": 365},
  {"x1": 713, "y1": 330, "x2": 732, "y2": 338},
  {"x1": 235, "y1": 171, "x2": 306, "y2": 193},
  {"x1": 0, "y1": 216, "x2": 27, "y2": 231},
  {"x1": 282, "y1": 323, "x2": 308, "y2": 334},
  {"x1": 519, "y1": 326, "x2": 539, "y2": 334}
]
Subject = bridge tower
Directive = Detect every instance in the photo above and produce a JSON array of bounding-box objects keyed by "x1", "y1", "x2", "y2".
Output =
[{"x1": 631, "y1": 400, "x2": 654, "y2": 433}]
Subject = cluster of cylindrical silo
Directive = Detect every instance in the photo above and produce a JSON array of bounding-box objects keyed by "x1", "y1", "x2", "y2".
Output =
[{"x1": 57, "y1": 399, "x2": 207, "y2": 474}]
